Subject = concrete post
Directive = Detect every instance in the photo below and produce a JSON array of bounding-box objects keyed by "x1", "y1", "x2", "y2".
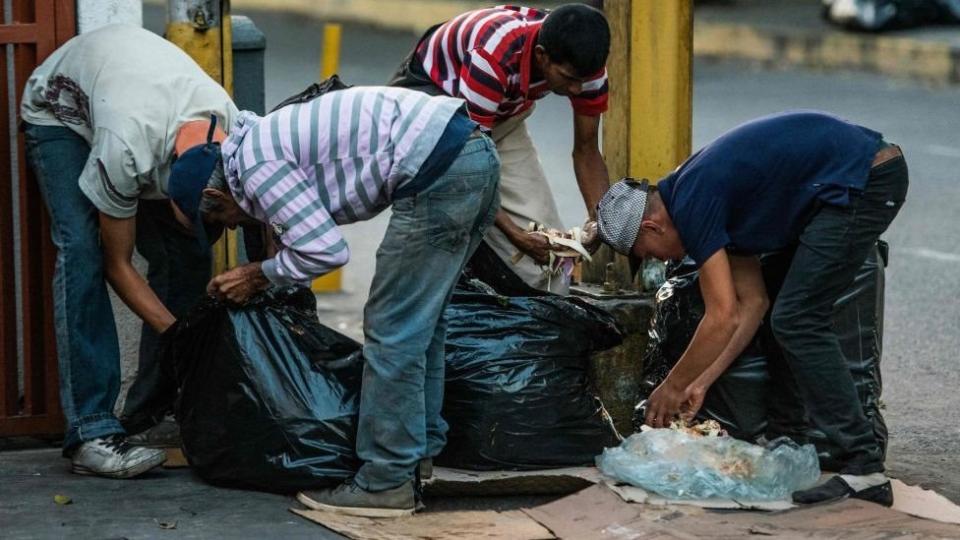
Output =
[{"x1": 77, "y1": 0, "x2": 142, "y2": 33}]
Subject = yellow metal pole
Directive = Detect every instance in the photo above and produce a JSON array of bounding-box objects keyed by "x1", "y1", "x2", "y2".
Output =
[
  {"x1": 591, "y1": 0, "x2": 693, "y2": 290},
  {"x1": 166, "y1": 0, "x2": 236, "y2": 275},
  {"x1": 312, "y1": 23, "x2": 344, "y2": 294},
  {"x1": 629, "y1": 0, "x2": 693, "y2": 181},
  {"x1": 320, "y1": 23, "x2": 342, "y2": 79}
]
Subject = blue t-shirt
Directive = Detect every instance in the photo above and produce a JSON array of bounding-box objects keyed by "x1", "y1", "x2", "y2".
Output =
[{"x1": 657, "y1": 111, "x2": 882, "y2": 266}]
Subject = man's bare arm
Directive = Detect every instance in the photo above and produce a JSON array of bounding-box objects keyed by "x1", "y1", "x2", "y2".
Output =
[
  {"x1": 684, "y1": 255, "x2": 769, "y2": 418},
  {"x1": 644, "y1": 249, "x2": 741, "y2": 427},
  {"x1": 99, "y1": 213, "x2": 176, "y2": 333},
  {"x1": 572, "y1": 112, "x2": 609, "y2": 219}
]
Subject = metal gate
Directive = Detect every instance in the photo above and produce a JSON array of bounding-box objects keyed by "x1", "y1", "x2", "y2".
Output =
[{"x1": 0, "y1": 0, "x2": 75, "y2": 437}]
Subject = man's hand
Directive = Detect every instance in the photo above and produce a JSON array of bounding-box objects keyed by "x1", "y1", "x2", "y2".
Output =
[
  {"x1": 681, "y1": 384, "x2": 707, "y2": 423},
  {"x1": 644, "y1": 378, "x2": 691, "y2": 428},
  {"x1": 512, "y1": 231, "x2": 555, "y2": 265},
  {"x1": 207, "y1": 262, "x2": 270, "y2": 304},
  {"x1": 494, "y1": 209, "x2": 558, "y2": 265},
  {"x1": 581, "y1": 219, "x2": 601, "y2": 254}
]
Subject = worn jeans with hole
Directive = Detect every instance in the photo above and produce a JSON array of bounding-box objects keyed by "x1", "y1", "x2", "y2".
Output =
[
  {"x1": 23, "y1": 123, "x2": 210, "y2": 450},
  {"x1": 769, "y1": 154, "x2": 908, "y2": 475},
  {"x1": 354, "y1": 136, "x2": 500, "y2": 491}
]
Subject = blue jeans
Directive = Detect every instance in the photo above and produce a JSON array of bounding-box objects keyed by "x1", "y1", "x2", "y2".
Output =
[
  {"x1": 354, "y1": 135, "x2": 500, "y2": 491},
  {"x1": 23, "y1": 124, "x2": 210, "y2": 450}
]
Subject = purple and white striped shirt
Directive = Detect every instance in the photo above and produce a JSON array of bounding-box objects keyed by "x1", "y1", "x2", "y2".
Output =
[{"x1": 220, "y1": 87, "x2": 466, "y2": 285}]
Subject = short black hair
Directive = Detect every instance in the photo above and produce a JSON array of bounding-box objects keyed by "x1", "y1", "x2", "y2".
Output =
[{"x1": 538, "y1": 4, "x2": 610, "y2": 77}]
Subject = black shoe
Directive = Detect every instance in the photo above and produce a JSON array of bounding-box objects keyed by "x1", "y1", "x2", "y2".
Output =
[{"x1": 792, "y1": 476, "x2": 893, "y2": 507}]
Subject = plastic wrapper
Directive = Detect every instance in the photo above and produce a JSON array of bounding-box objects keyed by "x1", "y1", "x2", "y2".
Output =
[
  {"x1": 167, "y1": 287, "x2": 361, "y2": 492},
  {"x1": 437, "y1": 279, "x2": 623, "y2": 470},
  {"x1": 597, "y1": 430, "x2": 820, "y2": 501},
  {"x1": 636, "y1": 244, "x2": 887, "y2": 467}
]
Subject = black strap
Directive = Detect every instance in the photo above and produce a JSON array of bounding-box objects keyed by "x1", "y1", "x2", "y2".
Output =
[
  {"x1": 206, "y1": 113, "x2": 218, "y2": 143},
  {"x1": 269, "y1": 74, "x2": 352, "y2": 113}
]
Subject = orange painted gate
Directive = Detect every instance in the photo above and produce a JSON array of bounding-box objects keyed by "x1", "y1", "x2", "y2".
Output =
[{"x1": 0, "y1": 0, "x2": 75, "y2": 437}]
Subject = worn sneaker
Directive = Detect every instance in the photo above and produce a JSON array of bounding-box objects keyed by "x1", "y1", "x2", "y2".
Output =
[
  {"x1": 71, "y1": 435, "x2": 166, "y2": 479},
  {"x1": 792, "y1": 474, "x2": 893, "y2": 507},
  {"x1": 297, "y1": 480, "x2": 416, "y2": 518},
  {"x1": 126, "y1": 417, "x2": 181, "y2": 448}
]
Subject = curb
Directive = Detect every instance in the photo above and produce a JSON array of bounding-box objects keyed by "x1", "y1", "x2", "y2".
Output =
[
  {"x1": 694, "y1": 23, "x2": 960, "y2": 86},
  {"x1": 145, "y1": 0, "x2": 960, "y2": 85}
]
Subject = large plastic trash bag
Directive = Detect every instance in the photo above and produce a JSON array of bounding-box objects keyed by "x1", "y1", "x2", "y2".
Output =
[
  {"x1": 437, "y1": 279, "x2": 623, "y2": 470},
  {"x1": 597, "y1": 430, "x2": 820, "y2": 501},
  {"x1": 167, "y1": 286, "x2": 362, "y2": 492},
  {"x1": 635, "y1": 243, "x2": 887, "y2": 468}
]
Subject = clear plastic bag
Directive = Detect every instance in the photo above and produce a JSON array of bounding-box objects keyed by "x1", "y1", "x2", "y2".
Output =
[{"x1": 597, "y1": 430, "x2": 820, "y2": 501}]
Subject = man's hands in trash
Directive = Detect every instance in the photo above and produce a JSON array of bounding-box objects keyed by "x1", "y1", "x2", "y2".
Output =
[
  {"x1": 581, "y1": 219, "x2": 601, "y2": 255},
  {"x1": 207, "y1": 262, "x2": 270, "y2": 304},
  {"x1": 644, "y1": 378, "x2": 705, "y2": 428},
  {"x1": 512, "y1": 231, "x2": 556, "y2": 265}
]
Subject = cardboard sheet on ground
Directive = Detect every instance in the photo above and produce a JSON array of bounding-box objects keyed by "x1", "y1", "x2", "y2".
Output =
[
  {"x1": 524, "y1": 484, "x2": 960, "y2": 539},
  {"x1": 422, "y1": 466, "x2": 602, "y2": 496},
  {"x1": 605, "y1": 482, "x2": 795, "y2": 511},
  {"x1": 290, "y1": 508, "x2": 555, "y2": 540},
  {"x1": 891, "y1": 479, "x2": 960, "y2": 525},
  {"x1": 289, "y1": 468, "x2": 960, "y2": 538}
]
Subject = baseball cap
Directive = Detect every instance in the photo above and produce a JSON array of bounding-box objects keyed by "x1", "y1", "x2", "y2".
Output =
[
  {"x1": 168, "y1": 115, "x2": 226, "y2": 249},
  {"x1": 596, "y1": 178, "x2": 649, "y2": 255}
]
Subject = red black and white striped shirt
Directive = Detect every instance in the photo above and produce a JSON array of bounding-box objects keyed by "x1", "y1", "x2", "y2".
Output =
[{"x1": 414, "y1": 5, "x2": 609, "y2": 129}]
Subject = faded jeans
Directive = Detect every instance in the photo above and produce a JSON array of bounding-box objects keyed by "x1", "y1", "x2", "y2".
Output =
[
  {"x1": 354, "y1": 135, "x2": 500, "y2": 491},
  {"x1": 769, "y1": 151, "x2": 908, "y2": 475},
  {"x1": 23, "y1": 123, "x2": 209, "y2": 450}
]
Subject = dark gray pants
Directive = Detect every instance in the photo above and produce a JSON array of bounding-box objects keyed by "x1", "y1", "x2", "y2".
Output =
[
  {"x1": 769, "y1": 152, "x2": 908, "y2": 475},
  {"x1": 120, "y1": 200, "x2": 211, "y2": 434}
]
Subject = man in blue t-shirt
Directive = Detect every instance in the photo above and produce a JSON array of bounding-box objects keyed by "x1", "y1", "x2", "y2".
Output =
[{"x1": 596, "y1": 111, "x2": 908, "y2": 506}]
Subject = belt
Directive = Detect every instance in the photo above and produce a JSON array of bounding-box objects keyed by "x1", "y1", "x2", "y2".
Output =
[{"x1": 872, "y1": 144, "x2": 902, "y2": 168}]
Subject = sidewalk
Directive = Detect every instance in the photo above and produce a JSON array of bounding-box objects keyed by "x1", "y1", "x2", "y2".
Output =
[{"x1": 203, "y1": 0, "x2": 960, "y2": 85}]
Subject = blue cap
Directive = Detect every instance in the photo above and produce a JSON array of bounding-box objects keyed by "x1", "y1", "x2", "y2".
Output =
[{"x1": 168, "y1": 115, "x2": 225, "y2": 249}]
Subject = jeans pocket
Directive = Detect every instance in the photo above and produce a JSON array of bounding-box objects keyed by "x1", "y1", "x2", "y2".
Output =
[{"x1": 427, "y1": 189, "x2": 482, "y2": 253}]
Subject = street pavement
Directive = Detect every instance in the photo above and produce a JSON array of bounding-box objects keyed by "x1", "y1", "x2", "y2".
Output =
[{"x1": 4, "y1": 8, "x2": 955, "y2": 539}]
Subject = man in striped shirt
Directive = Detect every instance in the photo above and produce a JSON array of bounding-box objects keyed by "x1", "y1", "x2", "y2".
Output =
[
  {"x1": 391, "y1": 4, "x2": 611, "y2": 293},
  {"x1": 169, "y1": 86, "x2": 500, "y2": 516}
]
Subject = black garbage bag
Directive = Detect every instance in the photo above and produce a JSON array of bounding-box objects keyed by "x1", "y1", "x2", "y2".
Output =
[
  {"x1": 168, "y1": 286, "x2": 362, "y2": 492},
  {"x1": 635, "y1": 243, "x2": 887, "y2": 466},
  {"x1": 437, "y1": 279, "x2": 623, "y2": 470},
  {"x1": 463, "y1": 240, "x2": 548, "y2": 297}
]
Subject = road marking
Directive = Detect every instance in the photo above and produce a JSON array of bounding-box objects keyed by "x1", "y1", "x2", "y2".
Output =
[
  {"x1": 922, "y1": 145, "x2": 960, "y2": 159},
  {"x1": 902, "y1": 247, "x2": 960, "y2": 263}
]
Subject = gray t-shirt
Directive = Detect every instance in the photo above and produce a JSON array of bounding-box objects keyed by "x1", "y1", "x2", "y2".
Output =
[{"x1": 21, "y1": 24, "x2": 238, "y2": 218}]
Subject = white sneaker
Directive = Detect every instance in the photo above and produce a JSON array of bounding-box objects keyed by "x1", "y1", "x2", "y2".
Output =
[{"x1": 71, "y1": 435, "x2": 166, "y2": 479}]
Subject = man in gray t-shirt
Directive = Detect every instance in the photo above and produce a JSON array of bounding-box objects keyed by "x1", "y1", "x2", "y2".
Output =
[{"x1": 20, "y1": 24, "x2": 237, "y2": 479}]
